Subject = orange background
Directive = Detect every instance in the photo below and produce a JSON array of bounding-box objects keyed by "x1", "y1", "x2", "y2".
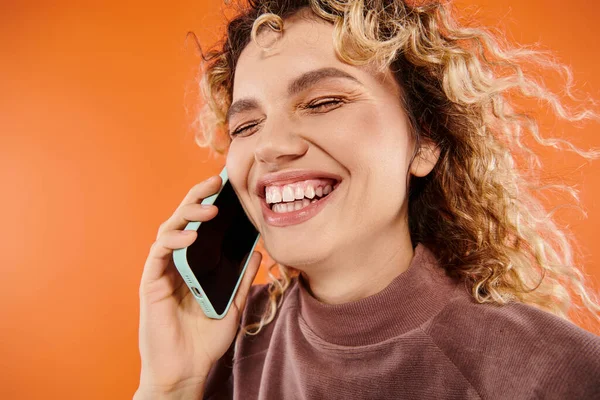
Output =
[{"x1": 1, "y1": 1, "x2": 599, "y2": 398}]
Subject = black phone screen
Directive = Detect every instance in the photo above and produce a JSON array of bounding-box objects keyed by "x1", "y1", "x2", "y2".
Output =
[{"x1": 185, "y1": 179, "x2": 259, "y2": 315}]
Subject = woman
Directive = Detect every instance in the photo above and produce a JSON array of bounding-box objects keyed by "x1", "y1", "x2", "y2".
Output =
[{"x1": 134, "y1": 0, "x2": 600, "y2": 399}]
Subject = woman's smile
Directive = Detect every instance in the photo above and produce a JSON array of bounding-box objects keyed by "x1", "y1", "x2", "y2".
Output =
[{"x1": 260, "y1": 178, "x2": 343, "y2": 227}]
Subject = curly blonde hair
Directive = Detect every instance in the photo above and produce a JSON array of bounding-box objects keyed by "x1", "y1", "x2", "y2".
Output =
[{"x1": 189, "y1": 0, "x2": 600, "y2": 334}]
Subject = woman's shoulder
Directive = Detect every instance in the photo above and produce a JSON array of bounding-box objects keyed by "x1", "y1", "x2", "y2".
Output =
[
  {"x1": 429, "y1": 290, "x2": 600, "y2": 348},
  {"x1": 424, "y1": 291, "x2": 600, "y2": 398}
]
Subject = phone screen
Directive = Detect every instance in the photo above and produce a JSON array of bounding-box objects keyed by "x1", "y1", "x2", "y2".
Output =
[{"x1": 185, "y1": 179, "x2": 259, "y2": 315}]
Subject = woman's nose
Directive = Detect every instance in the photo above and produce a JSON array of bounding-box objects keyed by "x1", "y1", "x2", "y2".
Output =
[{"x1": 253, "y1": 117, "x2": 309, "y2": 166}]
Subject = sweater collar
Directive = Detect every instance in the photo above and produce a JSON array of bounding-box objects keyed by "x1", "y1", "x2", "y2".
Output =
[{"x1": 297, "y1": 243, "x2": 460, "y2": 346}]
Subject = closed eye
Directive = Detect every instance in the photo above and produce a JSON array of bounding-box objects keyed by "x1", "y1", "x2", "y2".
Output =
[
  {"x1": 302, "y1": 97, "x2": 344, "y2": 112},
  {"x1": 229, "y1": 97, "x2": 345, "y2": 137},
  {"x1": 230, "y1": 122, "x2": 259, "y2": 137}
]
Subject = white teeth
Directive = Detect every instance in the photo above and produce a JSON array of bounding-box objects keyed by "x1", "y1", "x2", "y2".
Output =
[
  {"x1": 265, "y1": 180, "x2": 338, "y2": 205},
  {"x1": 271, "y1": 187, "x2": 282, "y2": 203},
  {"x1": 271, "y1": 198, "x2": 317, "y2": 214},
  {"x1": 282, "y1": 185, "x2": 295, "y2": 202}
]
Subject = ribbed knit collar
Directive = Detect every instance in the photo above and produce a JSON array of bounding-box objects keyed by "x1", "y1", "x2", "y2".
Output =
[{"x1": 297, "y1": 243, "x2": 461, "y2": 346}]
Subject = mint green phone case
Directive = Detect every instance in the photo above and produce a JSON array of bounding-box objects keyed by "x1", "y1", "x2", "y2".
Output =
[{"x1": 172, "y1": 167, "x2": 261, "y2": 319}]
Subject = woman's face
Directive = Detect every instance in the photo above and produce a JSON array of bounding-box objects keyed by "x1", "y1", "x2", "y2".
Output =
[{"x1": 225, "y1": 13, "x2": 434, "y2": 268}]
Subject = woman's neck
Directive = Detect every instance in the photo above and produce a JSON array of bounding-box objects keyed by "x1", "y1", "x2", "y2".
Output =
[{"x1": 299, "y1": 226, "x2": 415, "y2": 305}]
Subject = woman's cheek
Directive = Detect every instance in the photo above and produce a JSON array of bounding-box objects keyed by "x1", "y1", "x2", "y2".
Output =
[
  {"x1": 224, "y1": 143, "x2": 262, "y2": 228},
  {"x1": 225, "y1": 142, "x2": 246, "y2": 192},
  {"x1": 323, "y1": 108, "x2": 384, "y2": 153}
]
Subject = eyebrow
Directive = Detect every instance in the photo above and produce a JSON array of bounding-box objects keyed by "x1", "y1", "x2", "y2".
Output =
[{"x1": 226, "y1": 67, "x2": 363, "y2": 123}]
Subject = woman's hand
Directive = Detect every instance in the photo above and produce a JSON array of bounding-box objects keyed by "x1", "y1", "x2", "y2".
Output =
[{"x1": 134, "y1": 175, "x2": 262, "y2": 399}]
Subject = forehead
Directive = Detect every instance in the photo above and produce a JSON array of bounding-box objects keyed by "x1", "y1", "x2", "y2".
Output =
[{"x1": 232, "y1": 15, "x2": 389, "y2": 100}]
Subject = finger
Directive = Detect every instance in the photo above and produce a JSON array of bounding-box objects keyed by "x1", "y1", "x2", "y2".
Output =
[
  {"x1": 141, "y1": 229, "x2": 198, "y2": 287},
  {"x1": 177, "y1": 175, "x2": 222, "y2": 209},
  {"x1": 231, "y1": 251, "x2": 263, "y2": 315},
  {"x1": 157, "y1": 203, "x2": 218, "y2": 241},
  {"x1": 156, "y1": 177, "x2": 222, "y2": 240}
]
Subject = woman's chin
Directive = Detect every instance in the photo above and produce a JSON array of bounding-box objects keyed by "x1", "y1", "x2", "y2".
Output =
[
  {"x1": 262, "y1": 228, "x2": 337, "y2": 269},
  {"x1": 266, "y1": 247, "x2": 328, "y2": 271}
]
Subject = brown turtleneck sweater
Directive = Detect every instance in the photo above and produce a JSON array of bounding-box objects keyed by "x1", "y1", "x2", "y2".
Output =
[{"x1": 203, "y1": 244, "x2": 600, "y2": 399}]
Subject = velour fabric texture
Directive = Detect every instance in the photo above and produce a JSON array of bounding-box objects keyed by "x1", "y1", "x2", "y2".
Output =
[{"x1": 204, "y1": 243, "x2": 600, "y2": 399}]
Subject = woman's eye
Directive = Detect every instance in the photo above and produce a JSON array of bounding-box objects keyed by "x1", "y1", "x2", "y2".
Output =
[
  {"x1": 304, "y1": 98, "x2": 344, "y2": 112},
  {"x1": 230, "y1": 122, "x2": 258, "y2": 137},
  {"x1": 229, "y1": 98, "x2": 343, "y2": 137}
]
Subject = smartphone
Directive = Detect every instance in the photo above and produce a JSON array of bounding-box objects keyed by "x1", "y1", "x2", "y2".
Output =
[{"x1": 172, "y1": 167, "x2": 261, "y2": 319}]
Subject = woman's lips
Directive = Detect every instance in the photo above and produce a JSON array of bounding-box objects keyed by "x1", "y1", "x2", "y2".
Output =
[{"x1": 260, "y1": 181, "x2": 341, "y2": 227}]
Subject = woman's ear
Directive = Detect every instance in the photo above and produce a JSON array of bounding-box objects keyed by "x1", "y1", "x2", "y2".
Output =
[{"x1": 410, "y1": 139, "x2": 440, "y2": 177}]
